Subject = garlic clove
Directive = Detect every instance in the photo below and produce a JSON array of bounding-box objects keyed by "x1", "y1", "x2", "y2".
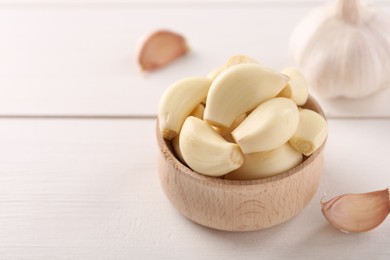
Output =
[
  {"x1": 289, "y1": 108, "x2": 327, "y2": 156},
  {"x1": 179, "y1": 116, "x2": 244, "y2": 177},
  {"x1": 224, "y1": 143, "x2": 303, "y2": 180},
  {"x1": 172, "y1": 134, "x2": 186, "y2": 165},
  {"x1": 225, "y1": 54, "x2": 261, "y2": 68},
  {"x1": 207, "y1": 66, "x2": 225, "y2": 81},
  {"x1": 190, "y1": 103, "x2": 205, "y2": 119},
  {"x1": 279, "y1": 68, "x2": 309, "y2": 106},
  {"x1": 232, "y1": 97, "x2": 299, "y2": 154},
  {"x1": 289, "y1": 0, "x2": 390, "y2": 99},
  {"x1": 213, "y1": 113, "x2": 247, "y2": 143},
  {"x1": 172, "y1": 103, "x2": 205, "y2": 164},
  {"x1": 138, "y1": 30, "x2": 188, "y2": 72},
  {"x1": 204, "y1": 64, "x2": 289, "y2": 128},
  {"x1": 158, "y1": 77, "x2": 212, "y2": 140},
  {"x1": 207, "y1": 55, "x2": 260, "y2": 81},
  {"x1": 321, "y1": 188, "x2": 390, "y2": 233}
]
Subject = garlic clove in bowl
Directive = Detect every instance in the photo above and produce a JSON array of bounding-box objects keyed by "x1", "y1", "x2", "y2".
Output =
[
  {"x1": 156, "y1": 96, "x2": 327, "y2": 231},
  {"x1": 290, "y1": 0, "x2": 390, "y2": 99}
]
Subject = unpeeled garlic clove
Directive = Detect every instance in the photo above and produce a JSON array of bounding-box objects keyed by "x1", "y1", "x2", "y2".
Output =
[
  {"x1": 179, "y1": 116, "x2": 244, "y2": 177},
  {"x1": 321, "y1": 188, "x2": 390, "y2": 233},
  {"x1": 232, "y1": 97, "x2": 299, "y2": 154},
  {"x1": 278, "y1": 68, "x2": 309, "y2": 106},
  {"x1": 138, "y1": 30, "x2": 188, "y2": 72},
  {"x1": 158, "y1": 77, "x2": 212, "y2": 140},
  {"x1": 289, "y1": 108, "x2": 327, "y2": 156},
  {"x1": 224, "y1": 143, "x2": 303, "y2": 180},
  {"x1": 204, "y1": 64, "x2": 289, "y2": 128}
]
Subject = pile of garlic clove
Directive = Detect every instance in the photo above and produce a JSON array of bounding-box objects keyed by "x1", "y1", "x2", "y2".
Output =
[{"x1": 158, "y1": 55, "x2": 328, "y2": 180}]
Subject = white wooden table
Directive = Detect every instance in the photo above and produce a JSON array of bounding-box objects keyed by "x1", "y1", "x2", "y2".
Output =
[{"x1": 0, "y1": 1, "x2": 389, "y2": 259}]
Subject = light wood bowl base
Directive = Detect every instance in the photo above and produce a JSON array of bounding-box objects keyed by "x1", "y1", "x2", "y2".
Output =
[{"x1": 156, "y1": 97, "x2": 325, "y2": 231}]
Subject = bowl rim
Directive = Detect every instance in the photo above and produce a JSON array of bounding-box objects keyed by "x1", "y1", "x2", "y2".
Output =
[{"x1": 156, "y1": 95, "x2": 326, "y2": 187}]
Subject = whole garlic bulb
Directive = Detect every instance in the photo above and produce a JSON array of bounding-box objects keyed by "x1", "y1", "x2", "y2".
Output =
[{"x1": 290, "y1": 0, "x2": 390, "y2": 99}]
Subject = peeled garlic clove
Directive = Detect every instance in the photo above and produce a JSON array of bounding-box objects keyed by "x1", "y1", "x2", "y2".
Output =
[
  {"x1": 138, "y1": 30, "x2": 188, "y2": 72},
  {"x1": 207, "y1": 66, "x2": 225, "y2": 81},
  {"x1": 204, "y1": 64, "x2": 289, "y2": 128},
  {"x1": 189, "y1": 103, "x2": 205, "y2": 119},
  {"x1": 278, "y1": 68, "x2": 309, "y2": 106},
  {"x1": 172, "y1": 134, "x2": 185, "y2": 165},
  {"x1": 289, "y1": 109, "x2": 327, "y2": 156},
  {"x1": 180, "y1": 116, "x2": 244, "y2": 177},
  {"x1": 173, "y1": 104, "x2": 205, "y2": 163},
  {"x1": 290, "y1": 0, "x2": 390, "y2": 98},
  {"x1": 158, "y1": 77, "x2": 212, "y2": 140},
  {"x1": 224, "y1": 143, "x2": 303, "y2": 180},
  {"x1": 321, "y1": 188, "x2": 390, "y2": 233},
  {"x1": 232, "y1": 98, "x2": 299, "y2": 154},
  {"x1": 225, "y1": 54, "x2": 261, "y2": 68},
  {"x1": 214, "y1": 113, "x2": 247, "y2": 143},
  {"x1": 206, "y1": 55, "x2": 260, "y2": 81}
]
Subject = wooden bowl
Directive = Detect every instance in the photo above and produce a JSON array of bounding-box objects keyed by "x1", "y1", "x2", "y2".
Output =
[{"x1": 156, "y1": 96, "x2": 326, "y2": 231}]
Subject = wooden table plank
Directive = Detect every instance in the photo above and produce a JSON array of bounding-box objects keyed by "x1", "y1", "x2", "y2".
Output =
[
  {"x1": 0, "y1": 0, "x2": 388, "y2": 4},
  {"x1": 0, "y1": 118, "x2": 389, "y2": 259},
  {"x1": 0, "y1": 4, "x2": 389, "y2": 118}
]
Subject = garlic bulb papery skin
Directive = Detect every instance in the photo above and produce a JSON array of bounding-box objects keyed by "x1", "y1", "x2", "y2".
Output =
[{"x1": 290, "y1": 0, "x2": 390, "y2": 99}]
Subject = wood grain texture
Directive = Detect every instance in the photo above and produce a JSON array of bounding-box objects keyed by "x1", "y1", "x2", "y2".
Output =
[
  {"x1": 158, "y1": 142, "x2": 323, "y2": 231},
  {"x1": 156, "y1": 97, "x2": 325, "y2": 231},
  {"x1": 0, "y1": 118, "x2": 389, "y2": 259}
]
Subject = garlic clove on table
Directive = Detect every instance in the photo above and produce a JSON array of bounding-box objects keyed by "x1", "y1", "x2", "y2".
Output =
[
  {"x1": 138, "y1": 30, "x2": 189, "y2": 72},
  {"x1": 290, "y1": 0, "x2": 390, "y2": 99},
  {"x1": 321, "y1": 188, "x2": 390, "y2": 233}
]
